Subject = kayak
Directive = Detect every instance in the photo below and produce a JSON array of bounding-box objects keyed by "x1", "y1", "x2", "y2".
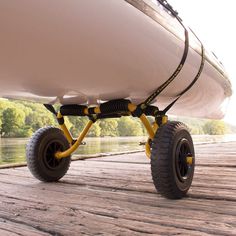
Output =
[
  {"x1": 7, "y1": 0, "x2": 230, "y2": 200},
  {"x1": 0, "y1": 0, "x2": 232, "y2": 118}
]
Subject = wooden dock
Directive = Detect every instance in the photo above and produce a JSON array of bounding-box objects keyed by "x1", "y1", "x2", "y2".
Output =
[{"x1": 0, "y1": 141, "x2": 236, "y2": 235}]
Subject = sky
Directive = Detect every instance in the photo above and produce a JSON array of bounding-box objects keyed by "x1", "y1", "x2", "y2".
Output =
[{"x1": 166, "y1": 0, "x2": 236, "y2": 125}]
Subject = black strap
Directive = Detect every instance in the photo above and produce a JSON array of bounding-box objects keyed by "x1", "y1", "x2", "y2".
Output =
[
  {"x1": 142, "y1": 0, "x2": 189, "y2": 108},
  {"x1": 140, "y1": 0, "x2": 205, "y2": 115},
  {"x1": 44, "y1": 104, "x2": 57, "y2": 115},
  {"x1": 163, "y1": 44, "x2": 205, "y2": 114}
]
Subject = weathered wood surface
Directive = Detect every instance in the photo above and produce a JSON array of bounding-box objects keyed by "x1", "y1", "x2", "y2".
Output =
[{"x1": 0, "y1": 141, "x2": 236, "y2": 235}]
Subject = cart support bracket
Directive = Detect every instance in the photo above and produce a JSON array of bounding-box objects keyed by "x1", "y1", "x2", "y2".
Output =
[
  {"x1": 55, "y1": 119, "x2": 94, "y2": 159},
  {"x1": 44, "y1": 101, "x2": 169, "y2": 159}
]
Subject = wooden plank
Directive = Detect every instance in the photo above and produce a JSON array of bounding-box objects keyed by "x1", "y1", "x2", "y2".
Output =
[
  {"x1": 0, "y1": 141, "x2": 236, "y2": 235},
  {"x1": 0, "y1": 182, "x2": 234, "y2": 235},
  {"x1": 0, "y1": 218, "x2": 50, "y2": 236}
]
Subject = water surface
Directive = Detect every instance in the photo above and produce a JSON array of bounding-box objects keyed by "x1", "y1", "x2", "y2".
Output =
[
  {"x1": 1, "y1": 135, "x2": 236, "y2": 166},
  {"x1": 0, "y1": 137, "x2": 146, "y2": 165}
]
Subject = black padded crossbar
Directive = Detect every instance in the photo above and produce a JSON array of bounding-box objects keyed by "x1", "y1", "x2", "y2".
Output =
[
  {"x1": 100, "y1": 99, "x2": 131, "y2": 114},
  {"x1": 96, "y1": 113, "x2": 122, "y2": 119},
  {"x1": 60, "y1": 105, "x2": 87, "y2": 116}
]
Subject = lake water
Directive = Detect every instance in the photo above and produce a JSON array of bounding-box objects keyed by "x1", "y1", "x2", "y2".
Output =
[
  {"x1": 0, "y1": 137, "x2": 146, "y2": 166},
  {"x1": 1, "y1": 135, "x2": 236, "y2": 166}
]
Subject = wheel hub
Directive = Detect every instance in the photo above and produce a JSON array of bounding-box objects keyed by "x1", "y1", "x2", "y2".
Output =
[
  {"x1": 43, "y1": 141, "x2": 63, "y2": 170},
  {"x1": 175, "y1": 138, "x2": 193, "y2": 182}
]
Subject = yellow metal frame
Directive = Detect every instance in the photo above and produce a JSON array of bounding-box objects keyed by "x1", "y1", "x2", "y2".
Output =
[
  {"x1": 54, "y1": 103, "x2": 168, "y2": 159},
  {"x1": 57, "y1": 113, "x2": 73, "y2": 144},
  {"x1": 144, "y1": 115, "x2": 168, "y2": 158},
  {"x1": 55, "y1": 120, "x2": 93, "y2": 159}
]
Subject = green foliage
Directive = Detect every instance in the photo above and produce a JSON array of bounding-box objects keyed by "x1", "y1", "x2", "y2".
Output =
[
  {"x1": 0, "y1": 113, "x2": 2, "y2": 129},
  {"x1": 0, "y1": 99, "x2": 14, "y2": 130},
  {"x1": 117, "y1": 117, "x2": 144, "y2": 136},
  {"x1": 99, "y1": 119, "x2": 118, "y2": 137},
  {"x1": 88, "y1": 122, "x2": 101, "y2": 137},
  {"x1": 68, "y1": 116, "x2": 144, "y2": 137},
  {"x1": 15, "y1": 127, "x2": 33, "y2": 138},
  {"x1": 2, "y1": 107, "x2": 26, "y2": 137},
  {"x1": 0, "y1": 99, "x2": 235, "y2": 138},
  {"x1": 203, "y1": 120, "x2": 226, "y2": 135},
  {"x1": 190, "y1": 126, "x2": 204, "y2": 135},
  {"x1": 172, "y1": 116, "x2": 229, "y2": 135},
  {"x1": 0, "y1": 99, "x2": 56, "y2": 137},
  {"x1": 25, "y1": 111, "x2": 56, "y2": 130},
  {"x1": 69, "y1": 117, "x2": 88, "y2": 137},
  {"x1": 173, "y1": 116, "x2": 205, "y2": 135}
]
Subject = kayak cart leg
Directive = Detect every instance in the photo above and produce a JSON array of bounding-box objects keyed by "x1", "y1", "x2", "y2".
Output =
[
  {"x1": 26, "y1": 99, "x2": 195, "y2": 199},
  {"x1": 150, "y1": 121, "x2": 195, "y2": 199},
  {"x1": 138, "y1": 112, "x2": 195, "y2": 199},
  {"x1": 26, "y1": 126, "x2": 71, "y2": 182},
  {"x1": 26, "y1": 107, "x2": 94, "y2": 182}
]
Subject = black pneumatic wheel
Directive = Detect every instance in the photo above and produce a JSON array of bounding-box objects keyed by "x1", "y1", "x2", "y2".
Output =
[
  {"x1": 151, "y1": 121, "x2": 195, "y2": 199},
  {"x1": 26, "y1": 127, "x2": 71, "y2": 182}
]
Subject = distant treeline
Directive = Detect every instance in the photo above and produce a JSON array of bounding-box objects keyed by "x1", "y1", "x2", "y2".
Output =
[{"x1": 0, "y1": 99, "x2": 235, "y2": 138}]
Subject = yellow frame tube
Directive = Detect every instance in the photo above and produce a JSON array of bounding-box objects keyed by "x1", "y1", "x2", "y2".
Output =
[
  {"x1": 145, "y1": 122, "x2": 159, "y2": 158},
  {"x1": 55, "y1": 103, "x2": 168, "y2": 160},
  {"x1": 139, "y1": 114, "x2": 155, "y2": 159},
  {"x1": 57, "y1": 113, "x2": 73, "y2": 144},
  {"x1": 139, "y1": 114, "x2": 155, "y2": 139},
  {"x1": 55, "y1": 120, "x2": 93, "y2": 159}
]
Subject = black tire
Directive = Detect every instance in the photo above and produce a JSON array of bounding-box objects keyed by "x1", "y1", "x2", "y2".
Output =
[
  {"x1": 151, "y1": 121, "x2": 195, "y2": 199},
  {"x1": 26, "y1": 127, "x2": 71, "y2": 182}
]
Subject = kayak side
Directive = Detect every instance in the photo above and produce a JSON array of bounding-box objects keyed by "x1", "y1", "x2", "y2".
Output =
[{"x1": 0, "y1": 0, "x2": 232, "y2": 119}]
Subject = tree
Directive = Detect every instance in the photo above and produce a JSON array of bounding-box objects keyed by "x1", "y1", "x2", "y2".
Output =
[
  {"x1": 1, "y1": 98, "x2": 233, "y2": 138},
  {"x1": 25, "y1": 111, "x2": 56, "y2": 131},
  {"x1": 15, "y1": 127, "x2": 33, "y2": 137},
  {"x1": 0, "y1": 99, "x2": 13, "y2": 134},
  {"x1": 88, "y1": 122, "x2": 101, "y2": 137},
  {"x1": 117, "y1": 117, "x2": 144, "y2": 136},
  {"x1": 203, "y1": 120, "x2": 226, "y2": 135},
  {"x1": 2, "y1": 108, "x2": 25, "y2": 137},
  {"x1": 99, "y1": 119, "x2": 118, "y2": 137},
  {"x1": 190, "y1": 126, "x2": 204, "y2": 135},
  {"x1": 0, "y1": 114, "x2": 2, "y2": 134},
  {"x1": 69, "y1": 117, "x2": 88, "y2": 137}
]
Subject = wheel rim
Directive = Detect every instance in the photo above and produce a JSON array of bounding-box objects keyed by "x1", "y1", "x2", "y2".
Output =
[
  {"x1": 175, "y1": 138, "x2": 193, "y2": 182},
  {"x1": 43, "y1": 141, "x2": 64, "y2": 170}
]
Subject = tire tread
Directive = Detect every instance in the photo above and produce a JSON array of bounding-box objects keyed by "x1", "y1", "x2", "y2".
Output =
[
  {"x1": 151, "y1": 121, "x2": 194, "y2": 199},
  {"x1": 26, "y1": 127, "x2": 71, "y2": 182}
]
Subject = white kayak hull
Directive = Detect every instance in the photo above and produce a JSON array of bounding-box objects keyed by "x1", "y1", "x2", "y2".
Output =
[{"x1": 0, "y1": 0, "x2": 232, "y2": 119}]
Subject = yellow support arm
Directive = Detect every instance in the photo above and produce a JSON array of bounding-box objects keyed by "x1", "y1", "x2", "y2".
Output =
[
  {"x1": 139, "y1": 114, "x2": 155, "y2": 139},
  {"x1": 55, "y1": 102, "x2": 168, "y2": 160},
  {"x1": 142, "y1": 115, "x2": 168, "y2": 159},
  {"x1": 57, "y1": 113, "x2": 73, "y2": 144},
  {"x1": 55, "y1": 120, "x2": 93, "y2": 159}
]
